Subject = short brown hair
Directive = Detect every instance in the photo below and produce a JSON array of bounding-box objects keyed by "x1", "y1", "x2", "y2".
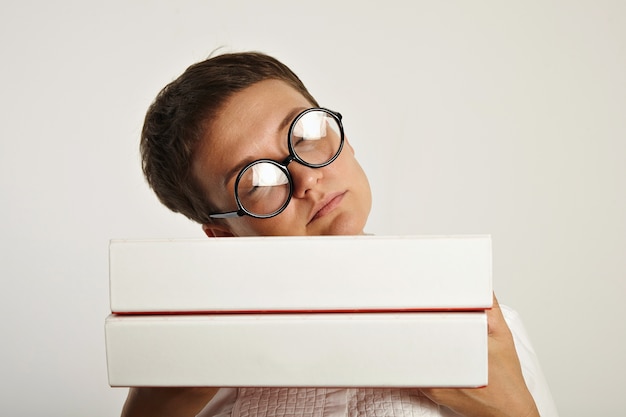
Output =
[{"x1": 140, "y1": 52, "x2": 319, "y2": 224}]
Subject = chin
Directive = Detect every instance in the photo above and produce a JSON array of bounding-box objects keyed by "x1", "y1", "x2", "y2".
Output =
[{"x1": 317, "y1": 213, "x2": 367, "y2": 236}]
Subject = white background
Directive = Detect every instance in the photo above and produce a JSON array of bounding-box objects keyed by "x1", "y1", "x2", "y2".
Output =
[{"x1": 1, "y1": 1, "x2": 624, "y2": 416}]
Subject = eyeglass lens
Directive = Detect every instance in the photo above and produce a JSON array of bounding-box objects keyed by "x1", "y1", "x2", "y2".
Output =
[{"x1": 236, "y1": 110, "x2": 342, "y2": 217}]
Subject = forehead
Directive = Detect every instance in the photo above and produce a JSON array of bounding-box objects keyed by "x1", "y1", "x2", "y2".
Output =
[
  {"x1": 206, "y1": 78, "x2": 315, "y2": 156},
  {"x1": 192, "y1": 79, "x2": 315, "y2": 202},
  {"x1": 215, "y1": 79, "x2": 312, "y2": 131}
]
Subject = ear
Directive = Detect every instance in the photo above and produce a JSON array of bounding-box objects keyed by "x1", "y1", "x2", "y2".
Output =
[{"x1": 202, "y1": 222, "x2": 235, "y2": 238}]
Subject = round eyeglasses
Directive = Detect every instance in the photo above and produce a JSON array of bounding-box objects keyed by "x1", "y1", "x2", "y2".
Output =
[{"x1": 208, "y1": 108, "x2": 344, "y2": 219}]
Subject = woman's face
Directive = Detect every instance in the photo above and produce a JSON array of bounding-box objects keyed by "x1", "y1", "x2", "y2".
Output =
[{"x1": 193, "y1": 79, "x2": 372, "y2": 237}]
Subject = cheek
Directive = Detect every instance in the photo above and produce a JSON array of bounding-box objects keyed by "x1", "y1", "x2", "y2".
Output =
[
  {"x1": 343, "y1": 139, "x2": 355, "y2": 157},
  {"x1": 230, "y1": 216, "x2": 299, "y2": 237},
  {"x1": 223, "y1": 218, "x2": 261, "y2": 237},
  {"x1": 337, "y1": 153, "x2": 371, "y2": 191}
]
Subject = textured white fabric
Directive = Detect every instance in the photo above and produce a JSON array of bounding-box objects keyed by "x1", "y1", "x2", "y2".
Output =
[
  {"x1": 227, "y1": 388, "x2": 443, "y2": 417},
  {"x1": 348, "y1": 389, "x2": 442, "y2": 417},
  {"x1": 197, "y1": 306, "x2": 559, "y2": 417},
  {"x1": 234, "y1": 388, "x2": 345, "y2": 417}
]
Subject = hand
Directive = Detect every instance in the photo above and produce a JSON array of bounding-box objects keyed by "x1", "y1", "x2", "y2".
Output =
[
  {"x1": 420, "y1": 295, "x2": 540, "y2": 417},
  {"x1": 121, "y1": 387, "x2": 219, "y2": 417}
]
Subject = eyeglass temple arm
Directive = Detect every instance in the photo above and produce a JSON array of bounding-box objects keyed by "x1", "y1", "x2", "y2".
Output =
[{"x1": 208, "y1": 211, "x2": 243, "y2": 219}]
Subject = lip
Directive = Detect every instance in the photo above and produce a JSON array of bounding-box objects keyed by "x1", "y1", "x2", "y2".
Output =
[{"x1": 308, "y1": 191, "x2": 347, "y2": 224}]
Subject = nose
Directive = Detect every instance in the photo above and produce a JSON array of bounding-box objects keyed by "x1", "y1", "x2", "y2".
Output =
[{"x1": 287, "y1": 162, "x2": 323, "y2": 198}]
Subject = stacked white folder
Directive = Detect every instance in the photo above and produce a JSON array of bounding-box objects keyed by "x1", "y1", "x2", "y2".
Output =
[{"x1": 105, "y1": 235, "x2": 492, "y2": 387}]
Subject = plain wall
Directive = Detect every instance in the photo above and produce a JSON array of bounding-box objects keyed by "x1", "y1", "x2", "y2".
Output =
[{"x1": 1, "y1": 1, "x2": 624, "y2": 415}]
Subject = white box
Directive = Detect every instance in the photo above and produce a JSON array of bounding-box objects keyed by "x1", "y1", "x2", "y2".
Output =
[
  {"x1": 109, "y1": 235, "x2": 492, "y2": 313},
  {"x1": 105, "y1": 312, "x2": 488, "y2": 387}
]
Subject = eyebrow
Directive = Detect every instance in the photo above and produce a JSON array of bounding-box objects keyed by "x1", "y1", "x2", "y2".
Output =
[
  {"x1": 223, "y1": 157, "x2": 254, "y2": 188},
  {"x1": 280, "y1": 107, "x2": 306, "y2": 133},
  {"x1": 221, "y1": 106, "x2": 308, "y2": 187}
]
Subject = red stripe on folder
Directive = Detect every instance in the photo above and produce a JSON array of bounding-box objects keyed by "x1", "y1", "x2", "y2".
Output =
[{"x1": 111, "y1": 306, "x2": 491, "y2": 316}]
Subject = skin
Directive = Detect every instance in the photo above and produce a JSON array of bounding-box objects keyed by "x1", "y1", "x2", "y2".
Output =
[
  {"x1": 122, "y1": 80, "x2": 539, "y2": 417},
  {"x1": 192, "y1": 79, "x2": 372, "y2": 238}
]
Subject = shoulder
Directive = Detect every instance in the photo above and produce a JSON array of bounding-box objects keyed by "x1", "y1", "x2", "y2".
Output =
[
  {"x1": 499, "y1": 304, "x2": 561, "y2": 417},
  {"x1": 499, "y1": 304, "x2": 539, "y2": 357}
]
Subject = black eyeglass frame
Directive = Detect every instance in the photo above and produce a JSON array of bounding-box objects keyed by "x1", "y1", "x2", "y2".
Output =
[{"x1": 208, "y1": 107, "x2": 345, "y2": 220}]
